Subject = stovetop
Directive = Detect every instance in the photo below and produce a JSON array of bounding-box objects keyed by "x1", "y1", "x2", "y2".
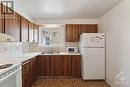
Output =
[
  {"x1": 0, "y1": 61, "x2": 20, "y2": 75},
  {"x1": 0, "y1": 64, "x2": 13, "y2": 69}
]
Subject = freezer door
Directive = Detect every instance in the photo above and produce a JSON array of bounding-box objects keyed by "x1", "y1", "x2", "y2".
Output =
[
  {"x1": 80, "y1": 33, "x2": 105, "y2": 48},
  {"x1": 81, "y1": 48, "x2": 105, "y2": 80}
]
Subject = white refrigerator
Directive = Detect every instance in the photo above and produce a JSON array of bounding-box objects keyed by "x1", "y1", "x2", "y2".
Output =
[{"x1": 80, "y1": 33, "x2": 105, "y2": 80}]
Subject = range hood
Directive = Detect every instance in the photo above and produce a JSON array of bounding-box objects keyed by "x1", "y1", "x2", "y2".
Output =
[{"x1": 0, "y1": 33, "x2": 16, "y2": 42}]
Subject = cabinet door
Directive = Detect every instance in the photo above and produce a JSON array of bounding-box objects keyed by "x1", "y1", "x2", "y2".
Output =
[
  {"x1": 33, "y1": 25, "x2": 39, "y2": 43},
  {"x1": 66, "y1": 24, "x2": 79, "y2": 42},
  {"x1": 72, "y1": 25, "x2": 79, "y2": 42},
  {"x1": 66, "y1": 25, "x2": 73, "y2": 42},
  {"x1": 71, "y1": 55, "x2": 81, "y2": 77},
  {"x1": 29, "y1": 22, "x2": 34, "y2": 42},
  {"x1": 0, "y1": 3, "x2": 4, "y2": 33},
  {"x1": 21, "y1": 17, "x2": 29, "y2": 42},
  {"x1": 38, "y1": 56, "x2": 46, "y2": 76},
  {"x1": 54, "y1": 56, "x2": 64, "y2": 76},
  {"x1": 31, "y1": 57, "x2": 38, "y2": 84},
  {"x1": 0, "y1": 17, "x2": 4, "y2": 33},
  {"x1": 5, "y1": 13, "x2": 21, "y2": 41},
  {"x1": 45, "y1": 56, "x2": 52, "y2": 76},
  {"x1": 79, "y1": 24, "x2": 98, "y2": 35},
  {"x1": 22, "y1": 60, "x2": 31, "y2": 87},
  {"x1": 38, "y1": 56, "x2": 54, "y2": 76},
  {"x1": 63, "y1": 56, "x2": 72, "y2": 76}
]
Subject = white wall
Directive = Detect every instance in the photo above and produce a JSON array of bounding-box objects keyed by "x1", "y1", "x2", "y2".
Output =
[
  {"x1": 34, "y1": 18, "x2": 98, "y2": 25},
  {"x1": 98, "y1": 0, "x2": 130, "y2": 87}
]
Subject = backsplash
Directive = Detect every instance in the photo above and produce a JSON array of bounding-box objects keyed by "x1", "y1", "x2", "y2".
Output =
[
  {"x1": 0, "y1": 41, "x2": 79, "y2": 59},
  {"x1": 29, "y1": 42, "x2": 79, "y2": 52},
  {"x1": 0, "y1": 42, "x2": 22, "y2": 58},
  {"x1": 22, "y1": 42, "x2": 30, "y2": 53}
]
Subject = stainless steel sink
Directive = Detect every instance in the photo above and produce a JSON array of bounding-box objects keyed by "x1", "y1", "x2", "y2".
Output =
[
  {"x1": 42, "y1": 52, "x2": 59, "y2": 54},
  {"x1": 0, "y1": 64, "x2": 13, "y2": 69}
]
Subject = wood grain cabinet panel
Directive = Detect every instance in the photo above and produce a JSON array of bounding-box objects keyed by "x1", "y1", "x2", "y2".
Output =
[
  {"x1": 22, "y1": 60, "x2": 31, "y2": 87},
  {"x1": 29, "y1": 22, "x2": 34, "y2": 42},
  {"x1": 66, "y1": 24, "x2": 79, "y2": 42},
  {"x1": 66, "y1": 25, "x2": 73, "y2": 42},
  {"x1": 0, "y1": 3, "x2": 39, "y2": 42},
  {"x1": 0, "y1": 3, "x2": 4, "y2": 33},
  {"x1": 38, "y1": 55, "x2": 81, "y2": 77},
  {"x1": 63, "y1": 55, "x2": 72, "y2": 76},
  {"x1": 38, "y1": 56, "x2": 55, "y2": 76},
  {"x1": 21, "y1": 17, "x2": 29, "y2": 42},
  {"x1": 79, "y1": 24, "x2": 98, "y2": 34},
  {"x1": 45, "y1": 56, "x2": 52, "y2": 76},
  {"x1": 66, "y1": 24, "x2": 98, "y2": 42},
  {"x1": 31, "y1": 57, "x2": 38, "y2": 84},
  {"x1": 54, "y1": 56, "x2": 64, "y2": 76},
  {"x1": 0, "y1": 17, "x2": 4, "y2": 33},
  {"x1": 38, "y1": 55, "x2": 46, "y2": 76},
  {"x1": 71, "y1": 55, "x2": 81, "y2": 77},
  {"x1": 5, "y1": 13, "x2": 21, "y2": 41},
  {"x1": 33, "y1": 25, "x2": 39, "y2": 43},
  {"x1": 22, "y1": 57, "x2": 38, "y2": 87}
]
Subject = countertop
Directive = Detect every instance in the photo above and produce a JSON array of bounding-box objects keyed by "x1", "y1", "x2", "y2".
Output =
[
  {"x1": 0, "y1": 52, "x2": 42, "y2": 64},
  {"x1": 39, "y1": 52, "x2": 81, "y2": 56},
  {"x1": 0, "y1": 52, "x2": 81, "y2": 64}
]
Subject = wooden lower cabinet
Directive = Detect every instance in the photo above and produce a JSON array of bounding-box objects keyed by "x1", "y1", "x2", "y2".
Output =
[
  {"x1": 22, "y1": 60, "x2": 31, "y2": 87},
  {"x1": 22, "y1": 57, "x2": 38, "y2": 87},
  {"x1": 63, "y1": 56, "x2": 72, "y2": 76},
  {"x1": 31, "y1": 57, "x2": 38, "y2": 84},
  {"x1": 38, "y1": 55, "x2": 81, "y2": 77},
  {"x1": 22, "y1": 55, "x2": 81, "y2": 87},
  {"x1": 38, "y1": 55, "x2": 56, "y2": 76},
  {"x1": 54, "y1": 56, "x2": 64, "y2": 76},
  {"x1": 71, "y1": 55, "x2": 81, "y2": 76}
]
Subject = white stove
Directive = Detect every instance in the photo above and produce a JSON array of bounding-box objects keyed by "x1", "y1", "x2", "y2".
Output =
[{"x1": 0, "y1": 61, "x2": 22, "y2": 87}]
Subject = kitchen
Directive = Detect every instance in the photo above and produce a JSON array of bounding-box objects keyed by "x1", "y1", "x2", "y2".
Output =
[{"x1": 0, "y1": 0, "x2": 130, "y2": 87}]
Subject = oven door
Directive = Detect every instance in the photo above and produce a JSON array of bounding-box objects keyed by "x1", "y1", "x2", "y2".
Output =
[{"x1": 0, "y1": 67, "x2": 22, "y2": 87}]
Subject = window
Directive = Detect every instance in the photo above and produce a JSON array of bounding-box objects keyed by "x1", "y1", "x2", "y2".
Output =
[{"x1": 39, "y1": 27, "x2": 65, "y2": 47}]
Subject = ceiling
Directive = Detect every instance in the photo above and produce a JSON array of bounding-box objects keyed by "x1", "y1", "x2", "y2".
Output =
[{"x1": 18, "y1": 0, "x2": 122, "y2": 19}]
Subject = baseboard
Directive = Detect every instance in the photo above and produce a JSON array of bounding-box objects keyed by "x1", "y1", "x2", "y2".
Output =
[{"x1": 38, "y1": 76, "x2": 81, "y2": 79}]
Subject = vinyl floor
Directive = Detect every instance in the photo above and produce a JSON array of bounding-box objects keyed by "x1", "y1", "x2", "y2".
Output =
[{"x1": 32, "y1": 78, "x2": 111, "y2": 87}]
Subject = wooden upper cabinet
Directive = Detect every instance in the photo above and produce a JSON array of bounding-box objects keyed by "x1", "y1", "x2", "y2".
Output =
[
  {"x1": 0, "y1": 15, "x2": 4, "y2": 33},
  {"x1": 21, "y1": 17, "x2": 29, "y2": 42},
  {"x1": 79, "y1": 24, "x2": 98, "y2": 35},
  {"x1": 66, "y1": 24, "x2": 79, "y2": 42},
  {"x1": 29, "y1": 22, "x2": 34, "y2": 42},
  {"x1": 0, "y1": 3, "x2": 4, "y2": 33},
  {"x1": 4, "y1": 13, "x2": 21, "y2": 41},
  {"x1": 33, "y1": 24, "x2": 39, "y2": 43},
  {"x1": 66, "y1": 24, "x2": 98, "y2": 42}
]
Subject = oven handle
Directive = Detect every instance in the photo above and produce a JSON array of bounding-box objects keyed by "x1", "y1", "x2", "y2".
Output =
[{"x1": 0, "y1": 67, "x2": 21, "y2": 83}]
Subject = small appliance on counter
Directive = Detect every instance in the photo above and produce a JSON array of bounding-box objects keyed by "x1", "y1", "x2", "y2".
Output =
[
  {"x1": 67, "y1": 47, "x2": 78, "y2": 53},
  {"x1": 0, "y1": 33, "x2": 16, "y2": 42}
]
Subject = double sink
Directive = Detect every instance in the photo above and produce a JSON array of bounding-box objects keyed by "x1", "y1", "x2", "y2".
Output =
[{"x1": 41, "y1": 52, "x2": 68, "y2": 55}]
